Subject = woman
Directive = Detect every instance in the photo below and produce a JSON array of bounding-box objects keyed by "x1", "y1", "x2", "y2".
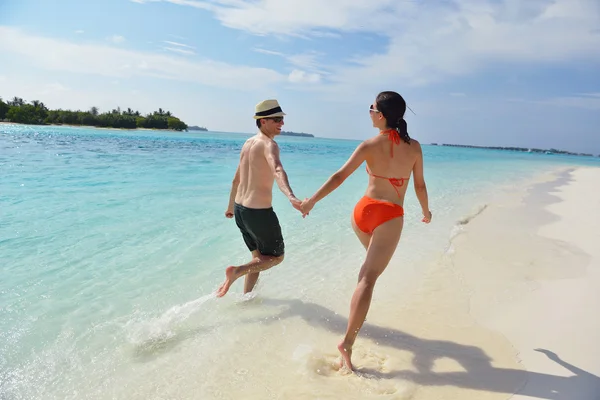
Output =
[{"x1": 300, "y1": 91, "x2": 432, "y2": 371}]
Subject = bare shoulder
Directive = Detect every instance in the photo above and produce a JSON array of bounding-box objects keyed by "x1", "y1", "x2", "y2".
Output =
[
  {"x1": 263, "y1": 137, "x2": 279, "y2": 153},
  {"x1": 244, "y1": 135, "x2": 267, "y2": 151},
  {"x1": 361, "y1": 136, "x2": 379, "y2": 149},
  {"x1": 410, "y1": 139, "x2": 423, "y2": 153}
]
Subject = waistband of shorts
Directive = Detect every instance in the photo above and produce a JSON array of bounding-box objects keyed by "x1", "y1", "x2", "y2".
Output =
[{"x1": 234, "y1": 202, "x2": 274, "y2": 211}]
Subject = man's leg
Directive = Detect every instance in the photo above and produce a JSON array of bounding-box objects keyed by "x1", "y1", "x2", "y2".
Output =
[
  {"x1": 244, "y1": 250, "x2": 261, "y2": 294},
  {"x1": 217, "y1": 205, "x2": 284, "y2": 298},
  {"x1": 216, "y1": 252, "x2": 284, "y2": 297}
]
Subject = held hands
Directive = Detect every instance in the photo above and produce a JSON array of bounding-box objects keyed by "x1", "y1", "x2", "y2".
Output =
[
  {"x1": 299, "y1": 198, "x2": 314, "y2": 217},
  {"x1": 289, "y1": 195, "x2": 312, "y2": 218}
]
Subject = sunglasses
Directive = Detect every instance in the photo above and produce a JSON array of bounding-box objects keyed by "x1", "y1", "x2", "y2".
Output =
[
  {"x1": 266, "y1": 117, "x2": 284, "y2": 123},
  {"x1": 369, "y1": 104, "x2": 380, "y2": 113}
]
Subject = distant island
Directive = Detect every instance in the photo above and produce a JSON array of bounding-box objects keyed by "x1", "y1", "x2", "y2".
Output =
[
  {"x1": 188, "y1": 125, "x2": 208, "y2": 131},
  {"x1": 280, "y1": 131, "x2": 314, "y2": 138},
  {"x1": 430, "y1": 143, "x2": 596, "y2": 157},
  {"x1": 0, "y1": 95, "x2": 188, "y2": 131}
]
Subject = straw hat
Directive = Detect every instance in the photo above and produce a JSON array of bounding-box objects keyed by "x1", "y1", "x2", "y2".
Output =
[{"x1": 253, "y1": 99, "x2": 286, "y2": 119}]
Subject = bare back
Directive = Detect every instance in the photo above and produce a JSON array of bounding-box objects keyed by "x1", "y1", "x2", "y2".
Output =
[
  {"x1": 363, "y1": 135, "x2": 423, "y2": 206},
  {"x1": 234, "y1": 133, "x2": 276, "y2": 209}
]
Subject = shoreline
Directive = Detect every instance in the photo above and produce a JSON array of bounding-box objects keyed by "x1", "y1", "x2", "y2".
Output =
[{"x1": 406, "y1": 165, "x2": 600, "y2": 399}]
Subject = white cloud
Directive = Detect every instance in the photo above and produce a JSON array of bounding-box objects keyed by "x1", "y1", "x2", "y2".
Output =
[
  {"x1": 253, "y1": 47, "x2": 284, "y2": 57},
  {"x1": 162, "y1": 46, "x2": 196, "y2": 55},
  {"x1": 109, "y1": 35, "x2": 126, "y2": 44},
  {"x1": 162, "y1": 40, "x2": 195, "y2": 49},
  {"x1": 74, "y1": 30, "x2": 84, "y2": 34},
  {"x1": 253, "y1": 48, "x2": 327, "y2": 79},
  {"x1": 132, "y1": 0, "x2": 213, "y2": 10},
  {"x1": 288, "y1": 69, "x2": 320, "y2": 84},
  {"x1": 286, "y1": 51, "x2": 326, "y2": 74},
  {"x1": 138, "y1": 0, "x2": 600, "y2": 90},
  {"x1": 0, "y1": 26, "x2": 286, "y2": 91}
]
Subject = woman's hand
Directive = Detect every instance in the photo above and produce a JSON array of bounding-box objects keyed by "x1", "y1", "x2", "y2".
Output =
[{"x1": 300, "y1": 198, "x2": 315, "y2": 217}]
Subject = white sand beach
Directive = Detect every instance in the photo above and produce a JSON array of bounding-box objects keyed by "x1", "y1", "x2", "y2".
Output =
[{"x1": 365, "y1": 166, "x2": 600, "y2": 400}]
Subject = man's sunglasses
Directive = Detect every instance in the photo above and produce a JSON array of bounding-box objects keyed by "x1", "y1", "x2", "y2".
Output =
[{"x1": 266, "y1": 117, "x2": 284, "y2": 123}]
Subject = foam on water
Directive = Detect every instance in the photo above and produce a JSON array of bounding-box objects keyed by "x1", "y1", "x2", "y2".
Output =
[
  {"x1": 1, "y1": 124, "x2": 599, "y2": 399},
  {"x1": 126, "y1": 292, "x2": 217, "y2": 346}
]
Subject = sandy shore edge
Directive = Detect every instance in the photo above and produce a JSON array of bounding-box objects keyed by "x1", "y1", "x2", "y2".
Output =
[{"x1": 443, "y1": 166, "x2": 600, "y2": 399}]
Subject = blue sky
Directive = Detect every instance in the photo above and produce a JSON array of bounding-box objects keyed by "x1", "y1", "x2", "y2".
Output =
[{"x1": 1, "y1": 0, "x2": 599, "y2": 153}]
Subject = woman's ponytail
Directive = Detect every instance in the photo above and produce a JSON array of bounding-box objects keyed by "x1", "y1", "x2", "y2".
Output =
[{"x1": 396, "y1": 118, "x2": 410, "y2": 144}]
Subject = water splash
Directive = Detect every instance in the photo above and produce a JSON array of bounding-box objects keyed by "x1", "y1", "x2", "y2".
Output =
[{"x1": 126, "y1": 292, "x2": 216, "y2": 346}]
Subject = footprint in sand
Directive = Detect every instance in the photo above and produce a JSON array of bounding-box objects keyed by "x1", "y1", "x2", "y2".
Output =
[{"x1": 294, "y1": 344, "x2": 416, "y2": 398}]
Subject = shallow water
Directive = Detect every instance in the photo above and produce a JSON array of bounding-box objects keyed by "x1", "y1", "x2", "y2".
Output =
[{"x1": 1, "y1": 124, "x2": 598, "y2": 399}]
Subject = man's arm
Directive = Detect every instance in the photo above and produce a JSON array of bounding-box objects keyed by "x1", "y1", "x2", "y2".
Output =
[
  {"x1": 225, "y1": 164, "x2": 241, "y2": 218},
  {"x1": 412, "y1": 141, "x2": 431, "y2": 223},
  {"x1": 265, "y1": 141, "x2": 300, "y2": 205}
]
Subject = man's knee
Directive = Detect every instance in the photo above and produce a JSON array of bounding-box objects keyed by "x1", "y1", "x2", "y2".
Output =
[
  {"x1": 273, "y1": 253, "x2": 284, "y2": 265},
  {"x1": 257, "y1": 253, "x2": 284, "y2": 264}
]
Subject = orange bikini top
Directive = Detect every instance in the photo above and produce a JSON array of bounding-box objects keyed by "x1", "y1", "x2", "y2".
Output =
[{"x1": 366, "y1": 129, "x2": 410, "y2": 197}]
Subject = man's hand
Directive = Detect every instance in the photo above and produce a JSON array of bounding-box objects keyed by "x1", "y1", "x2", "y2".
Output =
[
  {"x1": 289, "y1": 196, "x2": 304, "y2": 215},
  {"x1": 422, "y1": 210, "x2": 432, "y2": 224},
  {"x1": 225, "y1": 208, "x2": 234, "y2": 218}
]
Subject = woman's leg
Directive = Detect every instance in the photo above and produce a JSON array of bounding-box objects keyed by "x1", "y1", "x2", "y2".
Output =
[
  {"x1": 351, "y1": 215, "x2": 371, "y2": 250},
  {"x1": 339, "y1": 216, "x2": 404, "y2": 371}
]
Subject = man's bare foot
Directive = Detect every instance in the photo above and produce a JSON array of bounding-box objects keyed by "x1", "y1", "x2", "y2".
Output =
[
  {"x1": 337, "y1": 341, "x2": 354, "y2": 371},
  {"x1": 216, "y1": 266, "x2": 238, "y2": 297}
]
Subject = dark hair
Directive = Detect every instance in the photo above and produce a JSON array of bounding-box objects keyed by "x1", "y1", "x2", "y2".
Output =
[
  {"x1": 376, "y1": 91, "x2": 411, "y2": 144},
  {"x1": 256, "y1": 119, "x2": 262, "y2": 129}
]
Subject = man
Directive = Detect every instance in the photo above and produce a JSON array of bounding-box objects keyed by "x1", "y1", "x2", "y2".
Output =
[{"x1": 216, "y1": 99, "x2": 302, "y2": 298}]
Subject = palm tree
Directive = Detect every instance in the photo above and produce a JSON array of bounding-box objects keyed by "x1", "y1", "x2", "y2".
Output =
[
  {"x1": 10, "y1": 97, "x2": 24, "y2": 107},
  {"x1": 31, "y1": 100, "x2": 46, "y2": 110}
]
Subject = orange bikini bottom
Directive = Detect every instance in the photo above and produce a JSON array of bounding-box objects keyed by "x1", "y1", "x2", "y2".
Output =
[{"x1": 353, "y1": 196, "x2": 404, "y2": 234}]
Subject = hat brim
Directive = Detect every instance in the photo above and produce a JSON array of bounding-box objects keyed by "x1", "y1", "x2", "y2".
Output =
[{"x1": 253, "y1": 111, "x2": 286, "y2": 119}]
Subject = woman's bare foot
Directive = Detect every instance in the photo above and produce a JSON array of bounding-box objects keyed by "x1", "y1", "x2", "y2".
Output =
[
  {"x1": 337, "y1": 340, "x2": 354, "y2": 371},
  {"x1": 216, "y1": 266, "x2": 238, "y2": 297}
]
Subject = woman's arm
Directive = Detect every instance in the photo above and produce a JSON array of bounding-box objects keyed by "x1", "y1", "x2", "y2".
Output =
[
  {"x1": 301, "y1": 141, "x2": 370, "y2": 215},
  {"x1": 412, "y1": 141, "x2": 432, "y2": 223}
]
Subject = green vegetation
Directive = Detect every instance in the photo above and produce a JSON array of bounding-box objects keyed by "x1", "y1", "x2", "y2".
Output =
[
  {"x1": 0, "y1": 96, "x2": 188, "y2": 131},
  {"x1": 188, "y1": 125, "x2": 208, "y2": 131}
]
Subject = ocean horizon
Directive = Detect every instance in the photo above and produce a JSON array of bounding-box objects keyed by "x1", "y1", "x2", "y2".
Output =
[{"x1": 2, "y1": 123, "x2": 599, "y2": 399}]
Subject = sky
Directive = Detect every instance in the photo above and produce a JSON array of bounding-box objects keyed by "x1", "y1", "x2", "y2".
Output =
[{"x1": 0, "y1": 0, "x2": 599, "y2": 154}]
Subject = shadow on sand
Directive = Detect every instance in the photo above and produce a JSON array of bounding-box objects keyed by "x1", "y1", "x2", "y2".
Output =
[{"x1": 244, "y1": 298, "x2": 600, "y2": 400}]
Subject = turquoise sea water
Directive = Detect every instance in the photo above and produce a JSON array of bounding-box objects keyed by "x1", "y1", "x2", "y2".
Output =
[{"x1": 1, "y1": 124, "x2": 598, "y2": 399}]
